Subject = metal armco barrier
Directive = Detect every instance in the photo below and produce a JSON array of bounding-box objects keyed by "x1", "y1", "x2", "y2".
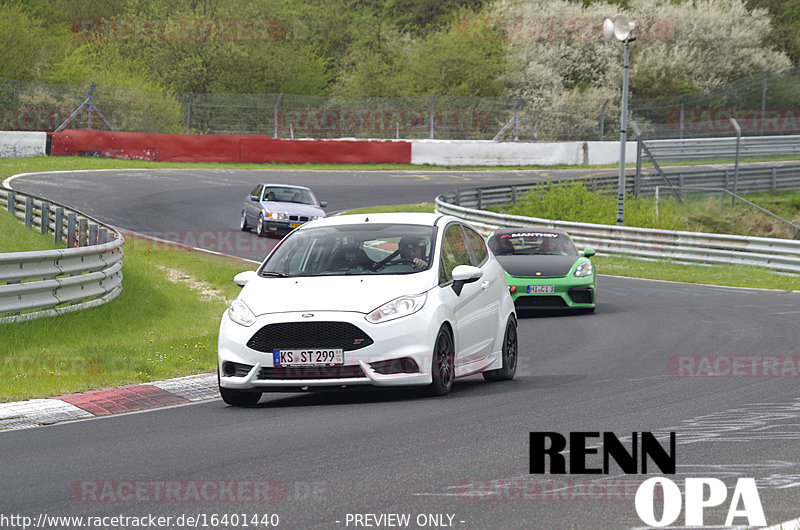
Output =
[
  {"x1": 436, "y1": 189, "x2": 800, "y2": 274},
  {"x1": 642, "y1": 135, "x2": 800, "y2": 162},
  {"x1": 0, "y1": 186, "x2": 124, "y2": 323}
]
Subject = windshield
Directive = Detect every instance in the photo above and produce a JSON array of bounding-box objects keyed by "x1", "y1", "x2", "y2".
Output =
[
  {"x1": 260, "y1": 223, "x2": 437, "y2": 277},
  {"x1": 262, "y1": 186, "x2": 318, "y2": 206},
  {"x1": 488, "y1": 231, "x2": 577, "y2": 257}
]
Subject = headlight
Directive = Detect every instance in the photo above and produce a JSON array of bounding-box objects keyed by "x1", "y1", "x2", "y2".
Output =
[
  {"x1": 228, "y1": 299, "x2": 256, "y2": 327},
  {"x1": 311, "y1": 215, "x2": 323, "y2": 221},
  {"x1": 573, "y1": 261, "x2": 593, "y2": 277},
  {"x1": 366, "y1": 293, "x2": 427, "y2": 324},
  {"x1": 267, "y1": 212, "x2": 287, "y2": 220}
]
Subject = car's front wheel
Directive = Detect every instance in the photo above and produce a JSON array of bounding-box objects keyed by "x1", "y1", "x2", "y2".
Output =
[
  {"x1": 483, "y1": 316, "x2": 517, "y2": 382},
  {"x1": 240, "y1": 210, "x2": 250, "y2": 232},
  {"x1": 256, "y1": 213, "x2": 266, "y2": 238},
  {"x1": 430, "y1": 326, "x2": 455, "y2": 396},
  {"x1": 218, "y1": 368, "x2": 262, "y2": 406}
]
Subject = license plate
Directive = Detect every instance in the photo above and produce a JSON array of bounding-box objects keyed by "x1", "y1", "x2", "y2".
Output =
[
  {"x1": 288, "y1": 222, "x2": 302, "y2": 229},
  {"x1": 273, "y1": 349, "x2": 344, "y2": 366},
  {"x1": 527, "y1": 285, "x2": 555, "y2": 294}
]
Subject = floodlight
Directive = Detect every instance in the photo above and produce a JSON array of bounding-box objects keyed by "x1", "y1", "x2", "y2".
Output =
[{"x1": 603, "y1": 18, "x2": 615, "y2": 41}]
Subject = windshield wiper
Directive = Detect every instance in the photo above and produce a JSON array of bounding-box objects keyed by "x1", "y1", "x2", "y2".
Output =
[{"x1": 260, "y1": 271, "x2": 290, "y2": 277}]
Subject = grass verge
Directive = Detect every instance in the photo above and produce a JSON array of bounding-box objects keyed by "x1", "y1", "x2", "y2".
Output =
[{"x1": 0, "y1": 208, "x2": 252, "y2": 402}]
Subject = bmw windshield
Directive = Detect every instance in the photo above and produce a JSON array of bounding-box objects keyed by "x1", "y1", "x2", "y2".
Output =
[{"x1": 259, "y1": 223, "x2": 437, "y2": 277}]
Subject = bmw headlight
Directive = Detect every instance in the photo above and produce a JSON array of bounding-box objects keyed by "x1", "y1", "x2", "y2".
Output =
[
  {"x1": 267, "y1": 212, "x2": 288, "y2": 220},
  {"x1": 228, "y1": 299, "x2": 256, "y2": 327},
  {"x1": 366, "y1": 293, "x2": 427, "y2": 324},
  {"x1": 573, "y1": 261, "x2": 593, "y2": 277}
]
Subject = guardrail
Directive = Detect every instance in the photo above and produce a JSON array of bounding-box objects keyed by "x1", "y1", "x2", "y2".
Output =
[
  {"x1": 0, "y1": 186, "x2": 124, "y2": 323},
  {"x1": 641, "y1": 135, "x2": 800, "y2": 162},
  {"x1": 436, "y1": 187, "x2": 800, "y2": 274}
]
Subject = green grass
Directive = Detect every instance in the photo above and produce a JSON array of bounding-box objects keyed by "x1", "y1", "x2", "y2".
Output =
[
  {"x1": 1, "y1": 209, "x2": 252, "y2": 402},
  {"x1": 345, "y1": 202, "x2": 436, "y2": 215},
  {"x1": 0, "y1": 209, "x2": 67, "y2": 253},
  {"x1": 594, "y1": 255, "x2": 800, "y2": 291}
]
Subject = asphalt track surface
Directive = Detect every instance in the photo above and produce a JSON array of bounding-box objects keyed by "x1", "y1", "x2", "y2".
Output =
[{"x1": 4, "y1": 169, "x2": 800, "y2": 529}]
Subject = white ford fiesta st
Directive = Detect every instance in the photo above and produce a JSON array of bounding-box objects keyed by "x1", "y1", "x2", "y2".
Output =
[{"x1": 217, "y1": 213, "x2": 518, "y2": 406}]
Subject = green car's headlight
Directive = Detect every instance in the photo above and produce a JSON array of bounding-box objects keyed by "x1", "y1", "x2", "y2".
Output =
[{"x1": 573, "y1": 261, "x2": 593, "y2": 277}]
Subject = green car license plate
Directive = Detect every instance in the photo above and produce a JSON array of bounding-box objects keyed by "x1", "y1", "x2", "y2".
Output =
[{"x1": 527, "y1": 285, "x2": 555, "y2": 294}]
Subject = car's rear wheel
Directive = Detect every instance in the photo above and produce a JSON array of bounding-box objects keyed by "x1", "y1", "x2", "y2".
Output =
[
  {"x1": 256, "y1": 213, "x2": 266, "y2": 237},
  {"x1": 483, "y1": 316, "x2": 517, "y2": 382},
  {"x1": 218, "y1": 368, "x2": 262, "y2": 406},
  {"x1": 430, "y1": 326, "x2": 455, "y2": 396},
  {"x1": 240, "y1": 211, "x2": 250, "y2": 232}
]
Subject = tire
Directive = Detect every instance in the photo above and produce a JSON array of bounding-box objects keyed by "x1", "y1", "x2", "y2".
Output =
[
  {"x1": 218, "y1": 368, "x2": 262, "y2": 406},
  {"x1": 429, "y1": 326, "x2": 455, "y2": 396},
  {"x1": 240, "y1": 210, "x2": 250, "y2": 232},
  {"x1": 483, "y1": 316, "x2": 518, "y2": 382},
  {"x1": 256, "y1": 213, "x2": 266, "y2": 238}
]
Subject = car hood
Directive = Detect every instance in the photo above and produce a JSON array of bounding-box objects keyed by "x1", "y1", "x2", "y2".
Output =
[
  {"x1": 261, "y1": 201, "x2": 325, "y2": 217},
  {"x1": 240, "y1": 274, "x2": 434, "y2": 315},
  {"x1": 495, "y1": 255, "x2": 577, "y2": 278}
]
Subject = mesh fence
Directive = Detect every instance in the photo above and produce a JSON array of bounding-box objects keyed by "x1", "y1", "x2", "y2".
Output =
[{"x1": 1, "y1": 67, "x2": 798, "y2": 140}]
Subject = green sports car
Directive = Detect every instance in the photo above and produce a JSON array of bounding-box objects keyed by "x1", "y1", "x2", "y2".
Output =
[{"x1": 486, "y1": 228, "x2": 596, "y2": 312}]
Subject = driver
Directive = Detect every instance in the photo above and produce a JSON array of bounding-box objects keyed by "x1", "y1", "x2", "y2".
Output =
[{"x1": 398, "y1": 237, "x2": 429, "y2": 270}]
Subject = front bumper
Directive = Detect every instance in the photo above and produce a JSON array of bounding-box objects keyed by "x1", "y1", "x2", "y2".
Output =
[
  {"x1": 218, "y1": 309, "x2": 437, "y2": 391},
  {"x1": 508, "y1": 275, "x2": 596, "y2": 310}
]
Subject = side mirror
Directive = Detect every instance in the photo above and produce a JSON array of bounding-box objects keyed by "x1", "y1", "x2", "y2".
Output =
[
  {"x1": 319, "y1": 201, "x2": 328, "y2": 208},
  {"x1": 583, "y1": 248, "x2": 596, "y2": 258},
  {"x1": 250, "y1": 195, "x2": 259, "y2": 202},
  {"x1": 451, "y1": 265, "x2": 483, "y2": 295},
  {"x1": 233, "y1": 270, "x2": 257, "y2": 287}
]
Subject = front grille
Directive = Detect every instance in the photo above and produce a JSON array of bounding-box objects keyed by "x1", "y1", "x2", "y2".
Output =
[
  {"x1": 568, "y1": 287, "x2": 594, "y2": 304},
  {"x1": 246, "y1": 322, "x2": 374, "y2": 353},
  {"x1": 370, "y1": 358, "x2": 419, "y2": 375},
  {"x1": 514, "y1": 295, "x2": 567, "y2": 309},
  {"x1": 288, "y1": 215, "x2": 309, "y2": 222},
  {"x1": 258, "y1": 365, "x2": 364, "y2": 380}
]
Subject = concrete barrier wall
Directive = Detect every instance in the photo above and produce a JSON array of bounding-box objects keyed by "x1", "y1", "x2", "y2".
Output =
[
  {"x1": 50, "y1": 130, "x2": 412, "y2": 164},
  {"x1": 43, "y1": 129, "x2": 639, "y2": 166},
  {"x1": 410, "y1": 139, "x2": 638, "y2": 166},
  {"x1": 585, "y1": 141, "x2": 638, "y2": 165},
  {"x1": 0, "y1": 131, "x2": 47, "y2": 158}
]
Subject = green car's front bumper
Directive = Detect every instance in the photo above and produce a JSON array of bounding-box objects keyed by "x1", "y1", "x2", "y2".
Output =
[{"x1": 506, "y1": 272, "x2": 596, "y2": 310}]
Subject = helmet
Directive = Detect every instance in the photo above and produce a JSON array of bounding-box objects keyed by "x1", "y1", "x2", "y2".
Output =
[{"x1": 399, "y1": 236, "x2": 427, "y2": 255}]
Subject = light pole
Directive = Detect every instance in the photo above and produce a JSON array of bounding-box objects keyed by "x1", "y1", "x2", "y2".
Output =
[{"x1": 603, "y1": 16, "x2": 637, "y2": 226}]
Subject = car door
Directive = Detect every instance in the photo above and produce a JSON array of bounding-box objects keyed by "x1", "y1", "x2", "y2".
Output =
[
  {"x1": 246, "y1": 184, "x2": 262, "y2": 224},
  {"x1": 439, "y1": 223, "x2": 495, "y2": 370}
]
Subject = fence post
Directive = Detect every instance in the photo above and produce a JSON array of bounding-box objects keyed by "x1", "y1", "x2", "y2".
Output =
[
  {"x1": 25, "y1": 196, "x2": 34, "y2": 228},
  {"x1": 54, "y1": 208, "x2": 64, "y2": 245},
  {"x1": 40, "y1": 202, "x2": 50, "y2": 235},
  {"x1": 455, "y1": 189, "x2": 461, "y2": 206},
  {"x1": 99, "y1": 228, "x2": 109, "y2": 244},
  {"x1": 184, "y1": 93, "x2": 193, "y2": 134},
  {"x1": 67, "y1": 213, "x2": 77, "y2": 248},
  {"x1": 78, "y1": 218, "x2": 88, "y2": 247},
  {"x1": 477, "y1": 189, "x2": 483, "y2": 209},
  {"x1": 273, "y1": 93, "x2": 283, "y2": 139},
  {"x1": 429, "y1": 94, "x2": 438, "y2": 139},
  {"x1": 511, "y1": 186, "x2": 517, "y2": 204},
  {"x1": 7, "y1": 191, "x2": 15, "y2": 213},
  {"x1": 772, "y1": 167, "x2": 777, "y2": 190},
  {"x1": 89, "y1": 224, "x2": 99, "y2": 246},
  {"x1": 730, "y1": 117, "x2": 741, "y2": 205}
]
